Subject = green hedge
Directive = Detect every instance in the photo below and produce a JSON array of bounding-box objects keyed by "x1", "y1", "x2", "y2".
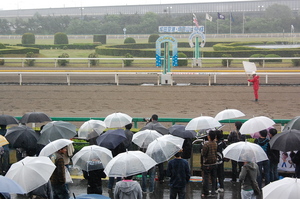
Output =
[
  {"x1": 0, "y1": 46, "x2": 39, "y2": 54},
  {"x1": 18, "y1": 44, "x2": 99, "y2": 49}
]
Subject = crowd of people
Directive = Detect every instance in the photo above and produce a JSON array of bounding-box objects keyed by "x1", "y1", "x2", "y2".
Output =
[{"x1": 0, "y1": 114, "x2": 297, "y2": 199}]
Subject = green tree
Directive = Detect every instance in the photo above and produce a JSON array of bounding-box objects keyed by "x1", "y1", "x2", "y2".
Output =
[{"x1": 54, "y1": 32, "x2": 69, "y2": 44}]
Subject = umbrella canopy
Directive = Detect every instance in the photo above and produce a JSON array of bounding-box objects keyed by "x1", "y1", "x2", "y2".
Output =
[
  {"x1": 71, "y1": 194, "x2": 111, "y2": 199},
  {"x1": 104, "y1": 112, "x2": 132, "y2": 128},
  {"x1": 0, "y1": 175, "x2": 26, "y2": 194},
  {"x1": 185, "y1": 116, "x2": 222, "y2": 131},
  {"x1": 0, "y1": 114, "x2": 19, "y2": 126},
  {"x1": 169, "y1": 125, "x2": 197, "y2": 139},
  {"x1": 132, "y1": 129, "x2": 162, "y2": 149},
  {"x1": 222, "y1": 141, "x2": 268, "y2": 163},
  {"x1": 140, "y1": 122, "x2": 169, "y2": 135},
  {"x1": 78, "y1": 120, "x2": 106, "y2": 140},
  {"x1": 146, "y1": 134, "x2": 184, "y2": 164},
  {"x1": 19, "y1": 112, "x2": 52, "y2": 124},
  {"x1": 39, "y1": 138, "x2": 73, "y2": 157},
  {"x1": 5, "y1": 125, "x2": 39, "y2": 150},
  {"x1": 72, "y1": 145, "x2": 113, "y2": 172},
  {"x1": 240, "y1": 116, "x2": 275, "y2": 135},
  {"x1": 0, "y1": 135, "x2": 9, "y2": 147},
  {"x1": 96, "y1": 129, "x2": 126, "y2": 150},
  {"x1": 37, "y1": 121, "x2": 77, "y2": 145},
  {"x1": 214, "y1": 109, "x2": 245, "y2": 121},
  {"x1": 283, "y1": 116, "x2": 300, "y2": 131},
  {"x1": 269, "y1": 129, "x2": 300, "y2": 152},
  {"x1": 104, "y1": 150, "x2": 157, "y2": 177},
  {"x1": 5, "y1": 156, "x2": 56, "y2": 193},
  {"x1": 262, "y1": 177, "x2": 300, "y2": 199}
]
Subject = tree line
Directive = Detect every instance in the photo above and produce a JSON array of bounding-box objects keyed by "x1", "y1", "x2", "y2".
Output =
[{"x1": 0, "y1": 4, "x2": 298, "y2": 35}]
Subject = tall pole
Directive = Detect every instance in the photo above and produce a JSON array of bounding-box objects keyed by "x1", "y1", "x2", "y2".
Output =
[
  {"x1": 217, "y1": 19, "x2": 219, "y2": 34},
  {"x1": 242, "y1": 12, "x2": 245, "y2": 34},
  {"x1": 230, "y1": 13, "x2": 232, "y2": 36}
]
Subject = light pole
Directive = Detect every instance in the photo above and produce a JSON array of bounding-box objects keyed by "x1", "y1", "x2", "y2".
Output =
[
  {"x1": 167, "y1": 6, "x2": 172, "y2": 14},
  {"x1": 123, "y1": 28, "x2": 126, "y2": 39},
  {"x1": 258, "y1": 5, "x2": 264, "y2": 11},
  {"x1": 79, "y1": 7, "x2": 84, "y2": 20}
]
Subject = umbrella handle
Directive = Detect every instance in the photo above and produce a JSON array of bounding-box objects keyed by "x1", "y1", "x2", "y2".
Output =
[{"x1": 73, "y1": 193, "x2": 76, "y2": 199}]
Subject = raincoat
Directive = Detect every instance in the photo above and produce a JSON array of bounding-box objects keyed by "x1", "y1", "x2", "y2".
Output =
[
  {"x1": 114, "y1": 180, "x2": 142, "y2": 199},
  {"x1": 248, "y1": 75, "x2": 260, "y2": 100},
  {"x1": 239, "y1": 162, "x2": 259, "y2": 191}
]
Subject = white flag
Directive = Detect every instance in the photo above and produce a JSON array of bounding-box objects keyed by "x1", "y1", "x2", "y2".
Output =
[
  {"x1": 206, "y1": 13, "x2": 212, "y2": 22},
  {"x1": 291, "y1": 25, "x2": 295, "y2": 32}
]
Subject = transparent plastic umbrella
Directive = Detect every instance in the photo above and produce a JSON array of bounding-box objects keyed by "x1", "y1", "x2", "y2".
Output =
[
  {"x1": 104, "y1": 112, "x2": 132, "y2": 128},
  {"x1": 185, "y1": 116, "x2": 222, "y2": 131},
  {"x1": 146, "y1": 134, "x2": 184, "y2": 164},
  {"x1": 240, "y1": 116, "x2": 275, "y2": 135},
  {"x1": 104, "y1": 150, "x2": 157, "y2": 177},
  {"x1": 262, "y1": 177, "x2": 300, "y2": 199},
  {"x1": 5, "y1": 156, "x2": 55, "y2": 193},
  {"x1": 215, "y1": 109, "x2": 245, "y2": 121},
  {"x1": 222, "y1": 141, "x2": 268, "y2": 163},
  {"x1": 39, "y1": 138, "x2": 73, "y2": 157},
  {"x1": 132, "y1": 129, "x2": 162, "y2": 149},
  {"x1": 78, "y1": 120, "x2": 106, "y2": 140},
  {"x1": 72, "y1": 145, "x2": 113, "y2": 171}
]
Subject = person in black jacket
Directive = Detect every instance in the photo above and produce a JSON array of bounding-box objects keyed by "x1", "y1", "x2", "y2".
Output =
[
  {"x1": 290, "y1": 151, "x2": 300, "y2": 178},
  {"x1": 269, "y1": 128, "x2": 280, "y2": 182},
  {"x1": 215, "y1": 130, "x2": 227, "y2": 193},
  {"x1": 83, "y1": 164, "x2": 107, "y2": 194}
]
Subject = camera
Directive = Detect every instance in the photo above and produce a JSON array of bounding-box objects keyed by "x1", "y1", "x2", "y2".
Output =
[{"x1": 143, "y1": 118, "x2": 151, "y2": 122}]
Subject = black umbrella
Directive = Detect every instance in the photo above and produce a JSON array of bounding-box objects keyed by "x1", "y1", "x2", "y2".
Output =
[
  {"x1": 19, "y1": 112, "x2": 52, "y2": 124},
  {"x1": 168, "y1": 125, "x2": 196, "y2": 139},
  {"x1": 270, "y1": 129, "x2": 300, "y2": 152},
  {"x1": 283, "y1": 116, "x2": 300, "y2": 131},
  {"x1": 0, "y1": 114, "x2": 19, "y2": 126},
  {"x1": 140, "y1": 122, "x2": 169, "y2": 135},
  {"x1": 96, "y1": 129, "x2": 126, "y2": 150},
  {"x1": 5, "y1": 125, "x2": 40, "y2": 150}
]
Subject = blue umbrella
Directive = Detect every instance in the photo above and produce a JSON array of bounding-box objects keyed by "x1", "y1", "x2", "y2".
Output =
[
  {"x1": 0, "y1": 175, "x2": 26, "y2": 194},
  {"x1": 96, "y1": 129, "x2": 126, "y2": 150},
  {"x1": 71, "y1": 194, "x2": 110, "y2": 199}
]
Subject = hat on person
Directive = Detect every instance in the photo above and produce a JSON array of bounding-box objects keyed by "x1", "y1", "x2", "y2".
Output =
[{"x1": 252, "y1": 71, "x2": 256, "y2": 75}]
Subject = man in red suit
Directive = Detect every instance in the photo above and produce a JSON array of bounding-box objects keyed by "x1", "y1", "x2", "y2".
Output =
[{"x1": 248, "y1": 71, "x2": 260, "y2": 102}]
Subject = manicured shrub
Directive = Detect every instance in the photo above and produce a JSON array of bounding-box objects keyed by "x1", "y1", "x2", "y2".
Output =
[
  {"x1": 148, "y1": 34, "x2": 160, "y2": 43},
  {"x1": 94, "y1": 35, "x2": 106, "y2": 44},
  {"x1": 123, "y1": 53, "x2": 134, "y2": 66},
  {"x1": 124, "y1": 37, "x2": 136, "y2": 44},
  {"x1": 221, "y1": 54, "x2": 233, "y2": 67},
  {"x1": 22, "y1": 33, "x2": 35, "y2": 44},
  {"x1": 178, "y1": 52, "x2": 188, "y2": 66},
  {"x1": 265, "y1": 54, "x2": 282, "y2": 62},
  {"x1": 54, "y1": 32, "x2": 69, "y2": 45},
  {"x1": 292, "y1": 54, "x2": 300, "y2": 66},
  {"x1": 25, "y1": 52, "x2": 35, "y2": 66},
  {"x1": 88, "y1": 53, "x2": 99, "y2": 66},
  {"x1": 0, "y1": 43, "x2": 6, "y2": 49},
  {"x1": 0, "y1": 54, "x2": 4, "y2": 65},
  {"x1": 58, "y1": 53, "x2": 69, "y2": 66},
  {"x1": 250, "y1": 54, "x2": 265, "y2": 66}
]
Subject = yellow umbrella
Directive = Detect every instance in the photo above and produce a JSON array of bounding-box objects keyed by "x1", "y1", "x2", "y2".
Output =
[{"x1": 0, "y1": 135, "x2": 9, "y2": 146}]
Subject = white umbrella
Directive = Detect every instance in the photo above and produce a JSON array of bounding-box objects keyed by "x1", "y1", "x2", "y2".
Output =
[
  {"x1": 0, "y1": 175, "x2": 26, "y2": 194},
  {"x1": 37, "y1": 121, "x2": 77, "y2": 145},
  {"x1": 262, "y1": 177, "x2": 300, "y2": 199},
  {"x1": 77, "y1": 120, "x2": 106, "y2": 140},
  {"x1": 146, "y1": 134, "x2": 184, "y2": 164},
  {"x1": 132, "y1": 129, "x2": 162, "y2": 149},
  {"x1": 39, "y1": 138, "x2": 73, "y2": 157},
  {"x1": 5, "y1": 156, "x2": 55, "y2": 193},
  {"x1": 185, "y1": 116, "x2": 222, "y2": 130},
  {"x1": 104, "y1": 150, "x2": 157, "y2": 177},
  {"x1": 104, "y1": 112, "x2": 132, "y2": 128},
  {"x1": 215, "y1": 109, "x2": 245, "y2": 121},
  {"x1": 222, "y1": 141, "x2": 268, "y2": 163},
  {"x1": 72, "y1": 145, "x2": 113, "y2": 171},
  {"x1": 240, "y1": 116, "x2": 275, "y2": 135}
]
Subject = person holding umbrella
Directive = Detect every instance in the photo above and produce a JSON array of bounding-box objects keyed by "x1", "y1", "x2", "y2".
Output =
[
  {"x1": 248, "y1": 71, "x2": 260, "y2": 102},
  {"x1": 50, "y1": 146, "x2": 69, "y2": 199}
]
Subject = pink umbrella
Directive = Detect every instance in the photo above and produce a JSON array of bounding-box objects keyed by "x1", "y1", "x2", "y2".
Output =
[{"x1": 250, "y1": 127, "x2": 273, "y2": 139}]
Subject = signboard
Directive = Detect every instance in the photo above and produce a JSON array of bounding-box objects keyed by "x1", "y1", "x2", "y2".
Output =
[
  {"x1": 159, "y1": 26, "x2": 204, "y2": 33},
  {"x1": 243, "y1": 61, "x2": 257, "y2": 74},
  {"x1": 156, "y1": 35, "x2": 178, "y2": 67},
  {"x1": 189, "y1": 31, "x2": 206, "y2": 48}
]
